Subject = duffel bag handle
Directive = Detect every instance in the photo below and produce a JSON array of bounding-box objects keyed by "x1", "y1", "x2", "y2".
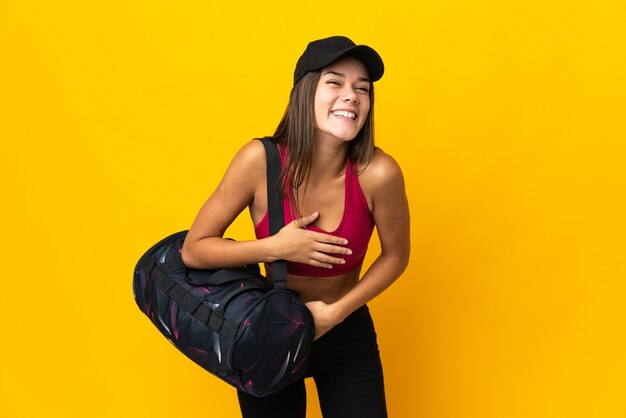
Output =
[
  {"x1": 260, "y1": 137, "x2": 288, "y2": 291},
  {"x1": 184, "y1": 265, "x2": 261, "y2": 286}
]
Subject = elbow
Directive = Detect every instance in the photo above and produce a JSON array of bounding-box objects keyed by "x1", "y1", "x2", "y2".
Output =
[
  {"x1": 180, "y1": 242, "x2": 197, "y2": 268},
  {"x1": 391, "y1": 247, "x2": 411, "y2": 277},
  {"x1": 181, "y1": 238, "x2": 206, "y2": 269},
  {"x1": 379, "y1": 249, "x2": 410, "y2": 278},
  {"x1": 181, "y1": 236, "x2": 226, "y2": 269},
  {"x1": 401, "y1": 247, "x2": 411, "y2": 273},
  {"x1": 396, "y1": 253, "x2": 410, "y2": 276}
]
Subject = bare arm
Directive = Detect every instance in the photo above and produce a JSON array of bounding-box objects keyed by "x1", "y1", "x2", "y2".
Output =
[
  {"x1": 181, "y1": 140, "x2": 352, "y2": 270},
  {"x1": 306, "y1": 151, "x2": 411, "y2": 338},
  {"x1": 181, "y1": 140, "x2": 266, "y2": 268}
]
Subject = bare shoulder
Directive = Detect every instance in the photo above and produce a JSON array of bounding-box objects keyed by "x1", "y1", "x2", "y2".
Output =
[
  {"x1": 227, "y1": 138, "x2": 267, "y2": 176},
  {"x1": 211, "y1": 138, "x2": 269, "y2": 207},
  {"x1": 217, "y1": 139, "x2": 270, "y2": 193},
  {"x1": 359, "y1": 148, "x2": 406, "y2": 198},
  {"x1": 219, "y1": 139, "x2": 273, "y2": 220},
  {"x1": 359, "y1": 149, "x2": 409, "y2": 228},
  {"x1": 186, "y1": 139, "x2": 269, "y2": 240}
]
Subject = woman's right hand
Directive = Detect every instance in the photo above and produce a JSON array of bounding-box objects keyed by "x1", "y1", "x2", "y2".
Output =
[{"x1": 270, "y1": 211, "x2": 352, "y2": 269}]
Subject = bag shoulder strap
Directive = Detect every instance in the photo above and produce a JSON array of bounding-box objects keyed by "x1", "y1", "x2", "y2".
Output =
[{"x1": 258, "y1": 137, "x2": 288, "y2": 290}]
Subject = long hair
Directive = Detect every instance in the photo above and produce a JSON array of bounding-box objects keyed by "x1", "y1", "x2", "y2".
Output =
[{"x1": 273, "y1": 69, "x2": 377, "y2": 199}]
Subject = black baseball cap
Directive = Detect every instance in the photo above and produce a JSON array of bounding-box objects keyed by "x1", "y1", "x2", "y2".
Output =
[{"x1": 293, "y1": 36, "x2": 384, "y2": 85}]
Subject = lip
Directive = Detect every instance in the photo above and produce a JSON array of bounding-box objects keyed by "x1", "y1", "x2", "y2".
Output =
[{"x1": 330, "y1": 108, "x2": 359, "y2": 119}]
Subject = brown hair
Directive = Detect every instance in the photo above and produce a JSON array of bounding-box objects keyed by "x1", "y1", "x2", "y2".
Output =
[{"x1": 273, "y1": 68, "x2": 376, "y2": 199}]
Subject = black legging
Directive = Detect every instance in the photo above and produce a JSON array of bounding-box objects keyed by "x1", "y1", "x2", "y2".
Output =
[{"x1": 237, "y1": 305, "x2": 387, "y2": 418}]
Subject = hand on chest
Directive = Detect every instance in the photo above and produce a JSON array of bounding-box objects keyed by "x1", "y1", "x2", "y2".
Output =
[{"x1": 296, "y1": 176, "x2": 347, "y2": 233}]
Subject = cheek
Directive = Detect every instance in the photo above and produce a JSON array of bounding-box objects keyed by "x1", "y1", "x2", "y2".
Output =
[
  {"x1": 360, "y1": 102, "x2": 371, "y2": 121},
  {"x1": 313, "y1": 103, "x2": 323, "y2": 126},
  {"x1": 362, "y1": 96, "x2": 371, "y2": 112},
  {"x1": 315, "y1": 89, "x2": 332, "y2": 108},
  {"x1": 314, "y1": 93, "x2": 332, "y2": 121}
]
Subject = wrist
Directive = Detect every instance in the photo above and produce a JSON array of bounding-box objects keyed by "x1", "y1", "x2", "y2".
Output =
[
  {"x1": 261, "y1": 235, "x2": 279, "y2": 263},
  {"x1": 329, "y1": 300, "x2": 352, "y2": 324}
]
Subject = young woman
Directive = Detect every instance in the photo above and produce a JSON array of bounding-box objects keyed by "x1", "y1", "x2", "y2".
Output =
[{"x1": 182, "y1": 36, "x2": 410, "y2": 418}]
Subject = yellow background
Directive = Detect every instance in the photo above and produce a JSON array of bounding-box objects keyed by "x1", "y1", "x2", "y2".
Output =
[{"x1": 1, "y1": 1, "x2": 625, "y2": 417}]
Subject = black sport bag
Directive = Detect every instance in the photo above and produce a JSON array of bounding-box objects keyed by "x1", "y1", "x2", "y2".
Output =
[{"x1": 133, "y1": 138, "x2": 314, "y2": 397}]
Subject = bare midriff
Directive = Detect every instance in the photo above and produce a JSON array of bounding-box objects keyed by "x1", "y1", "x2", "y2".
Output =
[{"x1": 266, "y1": 264, "x2": 362, "y2": 304}]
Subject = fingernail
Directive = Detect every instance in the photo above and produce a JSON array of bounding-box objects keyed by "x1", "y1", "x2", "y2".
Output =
[
  {"x1": 343, "y1": 239, "x2": 348, "y2": 245},
  {"x1": 346, "y1": 250, "x2": 352, "y2": 255}
]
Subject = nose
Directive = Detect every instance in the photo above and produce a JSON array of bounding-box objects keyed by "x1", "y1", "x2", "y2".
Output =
[{"x1": 342, "y1": 90, "x2": 358, "y2": 103}]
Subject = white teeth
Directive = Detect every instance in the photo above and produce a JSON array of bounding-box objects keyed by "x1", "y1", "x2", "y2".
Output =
[{"x1": 332, "y1": 110, "x2": 356, "y2": 120}]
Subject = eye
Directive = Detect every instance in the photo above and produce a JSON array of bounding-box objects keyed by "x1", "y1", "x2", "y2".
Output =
[
  {"x1": 356, "y1": 86, "x2": 370, "y2": 93},
  {"x1": 326, "y1": 79, "x2": 341, "y2": 86}
]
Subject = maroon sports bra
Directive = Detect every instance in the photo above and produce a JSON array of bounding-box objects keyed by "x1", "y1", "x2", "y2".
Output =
[{"x1": 254, "y1": 145, "x2": 375, "y2": 277}]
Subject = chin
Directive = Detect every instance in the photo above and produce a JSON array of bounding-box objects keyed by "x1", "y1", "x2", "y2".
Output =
[{"x1": 331, "y1": 130, "x2": 360, "y2": 142}]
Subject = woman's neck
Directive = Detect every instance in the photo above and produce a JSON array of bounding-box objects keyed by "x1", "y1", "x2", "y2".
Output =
[{"x1": 309, "y1": 136, "x2": 349, "y2": 181}]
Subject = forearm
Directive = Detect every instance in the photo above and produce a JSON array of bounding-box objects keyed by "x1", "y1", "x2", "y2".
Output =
[
  {"x1": 181, "y1": 236, "x2": 277, "y2": 269},
  {"x1": 332, "y1": 252, "x2": 409, "y2": 322}
]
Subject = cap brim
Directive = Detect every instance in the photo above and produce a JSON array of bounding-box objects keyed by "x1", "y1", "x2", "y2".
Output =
[{"x1": 308, "y1": 45, "x2": 385, "y2": 82}]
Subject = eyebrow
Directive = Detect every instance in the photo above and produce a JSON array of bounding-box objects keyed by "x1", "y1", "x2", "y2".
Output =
[{"x1": 323, "y1": 70, "x2": 371, "y2": 83}]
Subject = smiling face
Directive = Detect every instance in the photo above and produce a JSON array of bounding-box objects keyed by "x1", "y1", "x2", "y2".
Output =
[{"x1": 313, "y1": 56, "x2": 372, "y2": 143}]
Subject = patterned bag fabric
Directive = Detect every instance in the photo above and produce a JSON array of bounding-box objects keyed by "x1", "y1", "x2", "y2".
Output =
[{"x1": 133, "y1": 138, "x2": 314, "y2": 396}]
